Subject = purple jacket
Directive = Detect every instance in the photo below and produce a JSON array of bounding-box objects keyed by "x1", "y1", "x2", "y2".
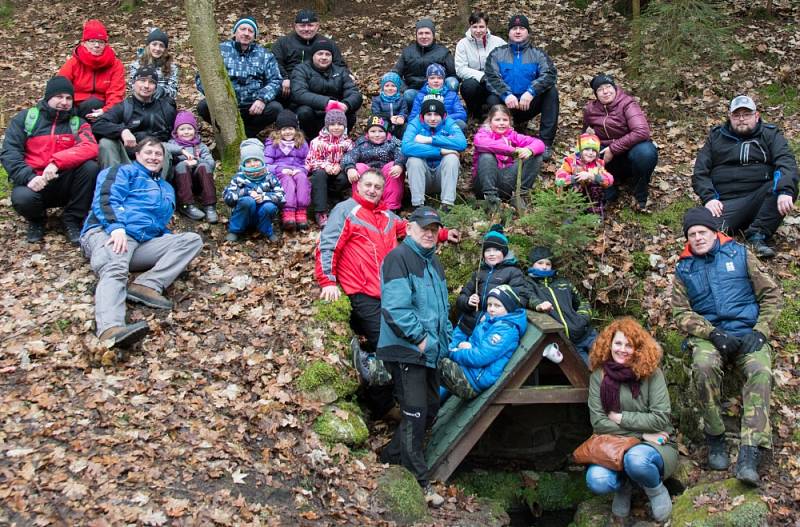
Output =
[
  {"x1": 582, "y1": 88, "x2": 651, "y2": 156},
  {"x1": 264, "y1": 139, "x2": 309, "y2": 177}
]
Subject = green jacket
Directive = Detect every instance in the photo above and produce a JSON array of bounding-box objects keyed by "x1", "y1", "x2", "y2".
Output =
[{"x1": 588, "y1": 367, "x2": 678, "y2": 478}]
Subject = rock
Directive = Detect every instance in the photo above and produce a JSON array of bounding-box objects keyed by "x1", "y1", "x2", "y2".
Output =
[
  {"x1": 671, "y1": 478, "x2": 769, "y2": 526},
  {"x1": 296, "y1": 360, "x2": 358, "y2": 400},
  {"x1": 572, "y1": 494, "x2": 613, "y2": 527},
  {"x1": 312, "y1": 402, "x2": 368, "y2": 447},
  {"x1": 373, "y1": 466, "x2": 429, "y2": 525}
]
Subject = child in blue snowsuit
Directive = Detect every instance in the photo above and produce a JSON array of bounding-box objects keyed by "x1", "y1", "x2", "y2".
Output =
[{"x1": 409, "y1": 63, "x2": 467, "y2": 131}]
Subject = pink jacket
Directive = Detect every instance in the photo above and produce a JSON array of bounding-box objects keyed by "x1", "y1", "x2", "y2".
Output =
[
  {"x1": 555, "y1": 154, "x2": 614, "y2": 188},
  {"x1": 472, "y1": 126, "x2": 545, "y2": 180},
  {"x1": 305, "y1": 129, "x2": 354, "y2": 173},
  {"x1": 582, "y1": 89, "x2": 651, "y2": 156}
]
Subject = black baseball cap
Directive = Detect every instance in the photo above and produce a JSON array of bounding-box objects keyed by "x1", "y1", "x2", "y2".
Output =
[{"x1": 409, "y1": 206, "x2": 443, "y2": 227}]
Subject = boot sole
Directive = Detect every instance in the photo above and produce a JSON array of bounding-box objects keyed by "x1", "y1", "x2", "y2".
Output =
[
  {"x1": 112, "y1": 324, "x2": 150, "y2": 349},
  {"x1": 126, "y1": 291, "x2": 173, "y2": 310}
]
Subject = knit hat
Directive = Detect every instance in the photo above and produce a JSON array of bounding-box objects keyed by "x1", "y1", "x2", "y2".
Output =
[
  {"x1": 426, "y1": 63, "x2": 446, "y2": 79},
  {"x1": 682, "y1": 207, "x2": 720, "y2": 238},
  {"x1": 577, "y1": 132, "x2": 601, "y2": 152},
  {"x1": 44, "y1": 76, "x2": 74, "y2": 100},
  {"x1": 590, "y1": 74, "x2": 615, "y2": 93},
  {"x1": 232, "y1": 17, "x2": 258, "y2": 38},
  {"x1": 508, "y1": 14, "x2": 530, "y2": 31},
  {"x1": 325, "y1": 100, "x2": 347, "y2": 128},
  {"x1": 133, "y1": 65, "x2": 158, "y2": 82},
  {"x1": 310, "y1": 38, "x2": 335, "y2": 56},
  {"x1": 381, "y1": 71, "x2": 402, "y2": 90},
  {"x1": 528, "y1": 246, "x2": 554, "y2": 265},
  {"x1": 295, "y1": 9, "x2": 319, "y2": 23},
  {"x1": 366, "y1": 115, "x2": 388, "y2": 132},
  {"x1": 240, "y1": 138, "x2": 266, "y2": 166},
  {"x1": 275, "y1": 109, "x2": 299, "y2": 130},
  {"x1": 483, "y1": 224, "x2": 509, "y2": 256},
  {"x1": 415, "y1": 18, "x2": 436, "y2": 35},
  {"x1": 82, "y1": 19, "x2": 108, "y2": 42},
  {"x1": 146, "y1": 28, "x2": 169, "y2": 48},
  {"x1": 487, "y1": 284, "x2": 522, "y2": 313},
  {"x1": 421, "y1": 94, "x2": 445, "y2": 117},
  {"x1": 172, "y1": 110, "x2": 198, "y2": 133}
]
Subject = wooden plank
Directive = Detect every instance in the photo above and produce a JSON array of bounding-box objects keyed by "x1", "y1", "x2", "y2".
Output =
[
  {"x1": 491, "y1": 387, "x2": 589, "y2": 405},
  {"x1": 526, "y1": 311, "x2": 564, "y2": 334}
]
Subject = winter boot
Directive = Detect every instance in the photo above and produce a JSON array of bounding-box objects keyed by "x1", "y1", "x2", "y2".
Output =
[
  {"x1": 26, "y1": 221, "x2": 45, "y2": 243},
  {"x1": 735, "y1": 445, "x2": 761, "y2": 486},
  {"x1": 204, "y1": 205, "x2": 219, "y2": 224},
  {"x1": 706, "y1": 433, "x2": 729, "y2": 470},
  {"x1": 178, "y1": 203, "x2": 205, "y2": 221},
  {"x1": 747, "y1": 234, "x2": 776, "y2": 259},
  {"x1": 282, "y1": 209, "x2": 296, "y2": 231},
  {"x1": 643, "y1": 482, "x2": 672, "y2": 522},
  {"x1": 296, "y1": 209, "x2": 309, "y2": 230},
  {"x1": 611, "y1": 480, "x2": 632, "y2": 518}
]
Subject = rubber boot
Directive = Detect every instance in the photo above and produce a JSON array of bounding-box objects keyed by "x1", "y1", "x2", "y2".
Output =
[
  {"x1": 611, "y1": 480, "x2": 632, "y2": 518},
  {"x1": 735, "y1": 445, "x2": 761, "y2": 486},
  {"x1": 643, "y1": 482, "x2": 672, "y2": 522},
  {"x1": 706, "y1": 433, "x2": 729, "y2": 470}
]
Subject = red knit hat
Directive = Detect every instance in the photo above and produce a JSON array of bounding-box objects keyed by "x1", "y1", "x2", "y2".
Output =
[{"x1": 83, "y1": 19, "x2": 109, "y2": 42}]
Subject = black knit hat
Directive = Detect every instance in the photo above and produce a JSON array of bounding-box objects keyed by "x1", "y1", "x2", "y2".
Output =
[
  {"x1": 146, "y1": 28, "x2": 169, "y2": 48},
  {"x1": 366, "y1": 115, "x2": 388, "y2": 132},
  {"x1": 44, "y1": 76, "x2": 74, "y2": 100},
  {"x1": 488, "y1": 285, "x2": 522, "y2": 313},
  {"x1": 310, "y1": 38, "x2": 334, "y2": 56},
  {"x1": 295, "y1": 9, "x2": 319, "y2": 23},
  {"x1": 421, "y1": 94, "x2": 445, "y2": 117},
  {"x1": 483, "y1": 224, "x2": 509, "y2": 256},
  {"x1": 134, "y1": 65, "x2": 159, "y2": 82},
  {"x1": 508, "y1": 14, "x2": 530, "y2": 31},
  {"x1": 528, "y1": 246, "x2": 553, "y2": 264},
  {"x1": 590, "y1": 74, "x2": 615, "y2": 93},
  {"x1": 682, "y1": 207, "x2": 720, "y2": 238},
  {"x1": 275, "y1": 109, "x2": 299, "y2": 129}
]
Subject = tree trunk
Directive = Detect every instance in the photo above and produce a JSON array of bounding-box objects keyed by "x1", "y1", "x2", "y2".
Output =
[
  {"x1": 629, "y1": 0, "x2": 642, "y2": 77},
  {"x1": 184, "y1": 0, "x2": 244, "y2": 174}
]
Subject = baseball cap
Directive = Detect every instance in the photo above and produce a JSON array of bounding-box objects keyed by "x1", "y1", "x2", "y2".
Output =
[
  {"x1": 409, "y1": 206, "x2": 443, "y2": 227},
  {"x1": 729, "y1": 95, "x2": 756, "y2": 113}
]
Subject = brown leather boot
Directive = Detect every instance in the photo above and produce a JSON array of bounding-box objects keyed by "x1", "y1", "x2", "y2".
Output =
[
  {"x1": 126, "y1": 284, "x2": 173, "y2": 309},
  {"x1": 98, "y1": 321, "x2": 149, "y2": 348}
]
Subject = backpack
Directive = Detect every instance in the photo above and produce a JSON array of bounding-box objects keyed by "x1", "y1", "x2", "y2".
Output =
[{"x1": 24, "y1": 107, "x2": 80, "y2": 137}]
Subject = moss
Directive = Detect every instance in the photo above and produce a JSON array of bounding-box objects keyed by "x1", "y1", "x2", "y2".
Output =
[
  {"x1": 671, "y1": 478, "x2": 768, "y2": 526},
  {"x1": 774, "y1": 271, "x2": 800, "y2": 338},
  {"x1": 313, "y1": 402, "x2": 368, "y2": 446},
  {"x1": 507, "y1": 233, "x2": 534, "y2": 264},
  {"x1": 454, "y1": 470, "x2": 523, "y2": 510},
  {"x1": 759, "y1": 83, "x2": 799, "y2": 116},
  {"x1": 520, "y1": 471, "x2": 594, "y2": 512},
  {"x1": 571, "y1": 494, "x2": 612, "y2": 527},
  {"x1": 374, "y1": 466, "x2": 429, "y2": 525},
  {"x1": 618, "y1": 195, "x2": 697, "y2": 235},
  {"x1": 658, "y1": 329, "x2": 703, "y2": 442},
  {"x1": 0, "y1": 167, "x2": 9, "y2": 200},
  {"x1": 440, "y1": 202, "x2": 488, "y2": 231},
  {"x1": 631, "y1": 251, "x2": 650, "y2": 277},
  {"x1": 439, "y1": 241, "x2": 482, "y2": 307},
  {"x1": 296, "y1": 360, "x2": 358, "y2": 399},
  {"x1": 312, "y1": 295, "x2": 352, "y2": 325}
]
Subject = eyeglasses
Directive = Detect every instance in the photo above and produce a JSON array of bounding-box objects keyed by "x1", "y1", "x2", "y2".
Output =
[
  {"x1": 731, "y1": 111, "x2": 755, "y2": 121},
  {"x1": 85, "y1": 39, "x2": 106, "y2": 46}
]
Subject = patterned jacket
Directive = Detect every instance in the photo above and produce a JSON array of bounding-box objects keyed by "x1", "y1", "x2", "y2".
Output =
[
  {"x1": 222, "y1": 170, "x2": 285, "y2": 207},
  {"x1": 195, "y1": 40, "x2": 282, "y2": 105},
  {"x1": 556, "y1": 154, "x2": 614, "y2": 188},
  {"x1": 305, "y1": 129, "x2": 354, "y2": 172},
  {"x1": 341, "y1": 135, "x2": 405, "y2": 172}
]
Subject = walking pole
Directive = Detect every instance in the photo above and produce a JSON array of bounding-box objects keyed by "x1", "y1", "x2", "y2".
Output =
[{"x1": 512, "y1": 153, "x2": 526, "y2": 212}]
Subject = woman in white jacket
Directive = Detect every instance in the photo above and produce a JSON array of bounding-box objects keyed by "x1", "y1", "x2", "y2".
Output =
[{"x1": 455, "y1": 11, "x2": 506, "y2": 119}]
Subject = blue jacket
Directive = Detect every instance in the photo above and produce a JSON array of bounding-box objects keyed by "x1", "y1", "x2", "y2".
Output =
[
  {"x1": 448, "y1": 308, "x2": 527, "y2": 392},
  {"x1": 409, "y1": 84, "x2": 467, "y2": 123},
  {"x1": 371, "y1": 95, "x2": 409, "y2": 120},
  {"x1": 675, "y1": 236, "x2": 759, "y2": 336},
  {"x1": 485, "y1": 41, "x2": 557, "y2": 99},
  {"x1": 82, "y1": 161, "x2": 175, "y2": 242},
  {"x1": 401, "y1": 115, "x2": 467, "y2": 168},
  {"x1": 196, "y1": 40, "x2": 282, "y2": 105},
  {"x1": 222, "y1": 170, "x2": 285, "y2": 207},
  {"x1": 377, "y1": 236, "x2": 452, "y2": 368}
]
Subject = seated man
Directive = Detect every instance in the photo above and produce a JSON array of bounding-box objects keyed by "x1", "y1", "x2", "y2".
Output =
[
  {"x1": 195, "y1": 16, "x2": 283, "y2": 138},
  {"x1": 92, "y1": 66, "x2": 176, "y2": 179},
  {"x1": 401, "y1": 95, "x2": 466, "y2": 211},
  {"x1": 692, "y1": 95, "x2": 798, "y2": 258},
  {"x1": 1, "y1": 76, "x2": 99, "y2": 244},
  {"x1": 393, "y1": 18, "x2": 458, "y2": 107},
  {"x1": 672, "y1": 207, "x2": 781, "y2": 486}
]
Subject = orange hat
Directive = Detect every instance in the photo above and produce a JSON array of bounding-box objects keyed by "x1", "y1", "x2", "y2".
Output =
[{"x1": 83, "y1": 19, "x2": 109, "y2": 42}]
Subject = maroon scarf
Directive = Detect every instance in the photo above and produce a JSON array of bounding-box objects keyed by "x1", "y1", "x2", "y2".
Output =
[{"x1": 601, "y1": 361, "x2": 640, "y2": 413}]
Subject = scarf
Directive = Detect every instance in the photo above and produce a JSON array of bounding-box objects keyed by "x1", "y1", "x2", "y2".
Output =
[
  {"x1": 601, "y1": 361, "x2": 640, "y2": 414},
  {"x1": 527, "y1": 268, "x2": 555, "y2": 278},
  {"x1": 171, "y1": 133, "x2": 200, "y2": 148},
  {"x1": 75, "y1": 44, "x2": 117, "y2": 70},
  {"x1": 278, "y1": 139, "x2": 295, "y2": 156}
]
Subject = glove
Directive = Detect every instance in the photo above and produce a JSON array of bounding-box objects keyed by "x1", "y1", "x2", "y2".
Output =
[
  {"x1": 739, "y1": 330, "x2": 767, "y2": 355},
  {"x1": 709, "y1": 328, "x2": 742, "y2": 358}
]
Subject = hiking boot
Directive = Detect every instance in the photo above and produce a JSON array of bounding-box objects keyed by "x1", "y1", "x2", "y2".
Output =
[
  {"x1": 706, "y1": 433, "x2": 729, "y2": 470},
  {"x1": 643, "y1": 482, "x2": 672, "y2": 522},
  {"x1": 542, "y1": 146, "x2": 553, "y2": 161},
  {"x1": 178, "y1": 203, "x2": 205, "y2": 221},
  {"x1": 63, "y1": 221, "x2": 82, "y2": 246},
  {"x1": 99, "y1": 321, "x2": 149, "y2": 349},
  {"x1": 26, "y1": 222, "x2": 45, "y2": 243},
  {"x1": 204, "y1": 205, "x2": 218, "y2": 224},
  {"x1": 282, "y1": 210, "x2": 296, "y2": 231},
  {"x1": 633, "y1": 199, "x2": 651, "y2": 214},
  {"x1": 735, "y1": 445, "x2": 761, "y2": 486},
  {"x1": 423, "y1": 484, "x2": 445, "y2": 508},
  {"x1": 126, "y1": 283, "x2": 173, "y2": 310},
  {"x1": 225, "y1": 232, "x2": 240, "y2": 242},
  {"x1": 265, "y1": 231, "x2": 280, "y2": 243},
  {"x1": 296, "y1": 209, "x2": 309, "y2": 230},
  {"x1": 611, "y1": 480, "x2": 632, "y2": 518},
  {"x1": 315, "y1": 212, "x2": 328, "y2": 228},
  {"x1": 484, "y1": 195, "x2": 501, "y2": 214},
  {"x1": 351, "y1": 337, "x2": 371, "y2": 382},
  {"x1": 747, "y1": 235, "x2": 775, "y2": 259}
]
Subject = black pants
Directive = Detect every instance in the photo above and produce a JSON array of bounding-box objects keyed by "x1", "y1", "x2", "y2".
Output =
[
  {"x1": 460, "y1": 78, "x2": 491, "y2": 118},
  {"x1": 76, "y1": 97, "x2": 104, "y2": 119},
  {"x1": 295, "y1": 105, "x2": 358, "y2": 140},
  {"x1": 603, "y1": 140, "x2": 658, "y2": 205},
  {"x1": 720, "y1": 182, "x2": 785, "y2": 240},
  {"x1": 486, "y1": 85, "x2": 560, "y2": 146},
  {"x1": 349, "y1": 293, "x2": 395, "y2": 417},
  {"x1": 197, "y1": 99, "x2": 282, "y2": 138},
  {"x1": 11, "y1": 160, "x2": 99, "y2": 226},
  {"x1": 310, "y1": 168, "x2": 349, "y2": 213},
  {"x1": 380, "y1": 362, "x2": 440, "y2": 486}
]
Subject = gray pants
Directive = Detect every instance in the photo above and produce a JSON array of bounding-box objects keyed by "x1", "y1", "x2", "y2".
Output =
[
  {"x1": 81, "y1": 227, "x2": 203, "y2": 335},
  {"x1": 98, "y1": 138, "x2": 173, "y2": 180},
  {"x1": 406, "y1": 155, "x2": 460, "y2": 207},
  {"x1": 474, "y1": 153, "x2": 541, "y2": 200}
]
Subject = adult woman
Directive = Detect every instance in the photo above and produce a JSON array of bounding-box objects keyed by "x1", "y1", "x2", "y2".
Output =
[
  {"x1": 455, "y1": 11, "x2": 505, "y2": 118},
  {"x1": 585, "y1": 318, "x2": 676, "y2": 522},
  {"x1": 128, "y1": 28, "x2": 179, "y2": 101},
  {"x1": 58, "y1": 19, "x2": 126, "y2": 121},
  {"x1": 80, "y1": 137, "x2": 203, "y2": 349},
  {"x1": 583, "y1": 74, "x2": 658, "y2": 212}
]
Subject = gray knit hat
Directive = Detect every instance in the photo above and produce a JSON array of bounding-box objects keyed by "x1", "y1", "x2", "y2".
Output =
[
  {"x1": 239, "y1": 138, "x2": 266, "y2": 166},
  {"x1": 416, "y1": 18, "x2": 435, "y2": 35}
]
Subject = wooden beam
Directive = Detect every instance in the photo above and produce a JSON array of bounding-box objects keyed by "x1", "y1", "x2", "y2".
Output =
[
  {"x1": 430, "y1": 404, "x2": 505, "y2": 482},
  {"x1": 492, "y1": 387, "x2": 589, "y2": 405}
]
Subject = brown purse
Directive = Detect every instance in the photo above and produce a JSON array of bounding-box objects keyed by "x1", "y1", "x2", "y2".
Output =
[{"x1": 573, "y1": 434, "x2": 641, "y2": 471}]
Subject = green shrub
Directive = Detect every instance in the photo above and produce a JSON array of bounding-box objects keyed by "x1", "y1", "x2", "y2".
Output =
[{"x1": 0, "y1": 167, "x2": 9, "y2": 200}]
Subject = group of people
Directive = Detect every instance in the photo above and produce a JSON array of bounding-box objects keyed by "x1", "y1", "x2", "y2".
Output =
[{"x1": 0, "y1": 7, "x2": 798, "y2": 522}]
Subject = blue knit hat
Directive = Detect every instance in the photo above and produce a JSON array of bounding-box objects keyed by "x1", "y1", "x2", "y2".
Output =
[
  {"x1": 426, "y1": 63, "x2": 446, "y2": 79},
  {"x1": 233, "y1": 17, "x2": 258, "y2": 38},
  {"x1": 381, "y1": 71, "x2": 402, "y2": 91},
  {"x1": 483, "y1": 224, "x2": 509, "y2": 256},
  {"x1": 488, "y1": 285, "x2": 522, "y2": 313}
]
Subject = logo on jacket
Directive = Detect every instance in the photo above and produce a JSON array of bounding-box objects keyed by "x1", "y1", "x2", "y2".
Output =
[
  {"x1": 726, "y1": 262, "x2": 735, "y2": 272},
  {"x1": 490, "y1": 333, "x2": 502, "y2": 345}
]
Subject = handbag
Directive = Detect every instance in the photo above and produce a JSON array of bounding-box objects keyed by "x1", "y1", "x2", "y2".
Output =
[{"x1": 572, "y1": 434, "x2": 640, "y2": 471}]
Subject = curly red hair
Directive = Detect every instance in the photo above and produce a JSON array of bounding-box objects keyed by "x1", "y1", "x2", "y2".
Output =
[{"x1": 588, "y1": 317, "x2": 663, "y2": 379}]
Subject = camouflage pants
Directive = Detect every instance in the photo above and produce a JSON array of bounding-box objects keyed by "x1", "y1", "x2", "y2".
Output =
[
  {"x1": 440, "y1": 358, "x2": 478, "y2": 399},
  {"x1": 688, "y1": 337, "x2": 772, "y2": 449}
]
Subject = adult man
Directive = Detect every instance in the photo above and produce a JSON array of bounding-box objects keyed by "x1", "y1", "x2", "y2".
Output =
[
  {"x1": 272, "y1": 9, "x2": 347, "y2": 103},
  {"x1": 672, "y1": 207, "x2": 781, "y2": 486},
  {"x1": 291, "y1": 39, "x2": 362, "y2": 139},
  {"x1": 195, "y1": 17, "x2": 283, "y2": 138},
  {"x1": 377, "y1": 206, "x2": 453, "y2": 507},
  {"x1": 485, "y1": 14, "x2": 559, "y2": 160},
  {"x1": 394, "y1": 18, "x2": 458, "y2": 107},
  {"x1": 1, "y1": 76, "x2": 99, "y2": 244},
  {"x1": 93, "y1": 66, "x2": 176, "y2": 178},
  {"x1": 692, "y1": 95, "x2": 798, "y2": 258},
  {"x1": 401, "y1": 95, "x2": 467, "y2": 211}
]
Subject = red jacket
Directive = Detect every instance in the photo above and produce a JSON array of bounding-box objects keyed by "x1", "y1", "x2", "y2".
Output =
[
  {"x1": 58, "y1": 45, "x2": 126, "y2": 111},
  {"x1": 582, "y1": 88, "x2": 651, "y2": 156},
  {"x1": 315, "y1": 192, "x2": 448, "y2": 298},
  {"x1": 0, "y1": 101, "x2": 98, "y2": 186}
]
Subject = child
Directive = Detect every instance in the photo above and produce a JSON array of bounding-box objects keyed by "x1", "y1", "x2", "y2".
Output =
[
  {"x1": 306, "y1": 101, "x2": 354, "y2": 227},
  {"x1": 166, "y1": 110, "x2": 218, "y2": 223},
  {"x1": 342, "y1": 115, "x2": 406, "y2": 212},
  {"x1": 440, "y1": 284, "x2": 528, "y2": 399},
  {"x1": 454, "y1": 225, "x2": 529, "y2": 337},
  {"x1": 555, "y1": 132, "x2": 614, "y2": 214},
  {"x1": 371, "y1": 72, "x2": 409, "y2": 139},
  {"x1": 264, "y1": 109, "x2": 310, "y2": 231},
  {"x1": 525, "y1": 246, "x2": 596, "y2": 363},
  {"x1": 473, "y1": 104, "x2": 545, "y2": 208},
  {"x1": 409, "y1": 63, "x2": 467, "y2": 131},
  {"x1": 222, "y1": 139, "x2": 285, "y2": 243}
]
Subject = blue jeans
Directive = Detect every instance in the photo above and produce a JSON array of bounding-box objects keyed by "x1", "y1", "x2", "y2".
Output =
[
  {"x1": 572, "y1": 327, "x2": 598, "y2": 365},
  {"x1": 403, "y1": 77, "x2": 460, "y2": 107},
  {"x1": 605, "y1": 140, "x2": 658, "y2": 205},
  {"x1": 228, "y1": 197, "x2": 277, "y2": 235},
  {"x1": 585, "y1": 443, "x2": 664, "y2": 493}
]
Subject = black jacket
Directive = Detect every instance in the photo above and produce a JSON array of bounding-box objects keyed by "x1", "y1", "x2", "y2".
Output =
[
  {"x1": 525, "y1": 272, "x2": 591, "y2": 343},
  {"x1": 290, "y1": 62, "x2": 362, "y2": 112},
  {"x1": 92, "y1": 96, "x2": 177, "y2": 143},
  {"x1": 393, "y1": 42, "x2": 455, "y2": 90},
  {"x1": 693, "y1": 120, "x2": 799, "y2": 203},
  {"x1": 272, "y1": 32, "x2": 347, "y2": 79}
]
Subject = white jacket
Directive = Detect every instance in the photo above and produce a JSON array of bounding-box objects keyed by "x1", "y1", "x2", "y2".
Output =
[{"x1": 455, "y1": 29, "x2": 506, "y2": 82}]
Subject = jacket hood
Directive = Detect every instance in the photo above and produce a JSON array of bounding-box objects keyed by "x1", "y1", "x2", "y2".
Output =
[
  {"x1": 679, "y1": 232, "x2": 734, "y2": 259},
  {"x1": 37, "y1": 98, "x2": 77, "y2": 122},
  {"x1": 74, "y1": 43, "x2": 118, "y2": 69},
  {"x1": 486, "y1": 307, "x2": 528, "y2": 332}
]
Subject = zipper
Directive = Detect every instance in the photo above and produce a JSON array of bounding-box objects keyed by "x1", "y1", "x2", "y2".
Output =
[
  {"x1": 545, "y1": 279, "x2": 570, "y2": 339},
  {"x1": 602, "y1": 105, "x2": 609, "y2": 139}
]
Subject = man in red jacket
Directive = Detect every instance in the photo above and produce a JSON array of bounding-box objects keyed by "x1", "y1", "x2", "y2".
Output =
[
  {"x1": 315, "y1": 169, "x2": 459, "y2": 416},
  {"x1": 1, "y1": 77, "x2": 100, "y2": 244}
]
